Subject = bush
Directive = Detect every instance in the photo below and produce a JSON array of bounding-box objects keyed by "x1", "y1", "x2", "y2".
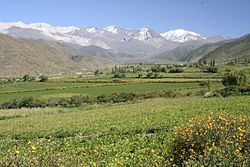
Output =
[
  {"x1": 110, "y1": 92, "x2": 136, "y2": 103},
  {"x1": 146, "y1": 72, "x2": 153, "y2": 78},
  {"x1": 136, "y1": 73, "x2": 143, "y2": 78},
  {"x1": 222, "y1": 74, "x2": 239, "y2": 86},
  {"x1": 153, "y1": 72, "x2": 160, "y2": 78},
  {"x1": 47, "y1": 98, "x2": 60, "y2": 107},
  {"x1": 204, "y1": 67, "x2": 218, "y2": 73},
  {"x1": 18, "y1": 96, "x2": 46, "y2": 108},
  {"x1": 239, "y1": 86, "x2": 250, "y2": 95},
  {"x1": 161, "y1": 90, "x2": 179, "y2": 98},
  {"x1": 168, "y1": 113, "x2": 249, "y2": 166},
  {"x1": 22, "y1": 75, "x2": 31, "y2": 82},
  {"x1": 222, "y1": 73, "x2": 247, "y2": 86},
  {"x1": 113, "y1": 72, "x2": 126, "y2": 78},
  {"x1": 57, "y1": 98, "x2": 71, "y2": 107},
  {"x1": 39, "y1": 75, "x2": 48, "y2": 82},
  {"x1": 136, "y1": 91, "x2": 161, "y2": 99},
  {"x1": 96, "y1": 94, "x2": 111, "y2": 103},
  {"x1": 0, "y1": 97, "x2": 47, "y2": 109},
  {"x1": 169, "y1": 68, "x2": 184, "y2": 73},
  {"x1": 81, "y1": 96, "x2": 95, "y2": 104},
  {"x1": 68, "y1": 96, "x2": 83, "y2": 107},
  {"x1": 0, "y1": 99, "x2": 19, "y2": 109},
  {"x1": 219, "y1": 85, "x2": 250, "y2": 97},
  {"x1": 55, "y1": 96, "x2": 95, "y2": 107},
  {"x1": 220, "y1": 86, "x2": 239, "y2": 97}
]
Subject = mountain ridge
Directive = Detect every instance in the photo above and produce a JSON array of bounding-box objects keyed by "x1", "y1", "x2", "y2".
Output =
[{"x1": 0, "y1": 21, "x2": 208, "y2": 45}]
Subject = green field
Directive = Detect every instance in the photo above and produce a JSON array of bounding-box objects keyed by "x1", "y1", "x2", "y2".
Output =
[
  {"x1": 0, "y1": 63, "x2": 249, "y2": 166},
  {"x1": 0, "y1": 96, "x2": 249, "y2": 166},
  {"x1": 0, "y1": 81, "x2": 222, "y2": 103}
]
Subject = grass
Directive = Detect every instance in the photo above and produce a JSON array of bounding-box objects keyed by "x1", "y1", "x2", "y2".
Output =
[
  {"x1": 0, "y1": 96, "x2": 249, "y2": 165},
  {"x1": 0, "y1": 82, "x2": 96, "y2": 92},
  {"x1": 0, "y1": 82, "x2": 215, "y2": 102}
]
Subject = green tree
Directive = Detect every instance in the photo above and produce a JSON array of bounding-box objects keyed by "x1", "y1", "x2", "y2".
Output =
[
  {"x1": 94, "y1": 69, "x2": 101, "y2": 76},
  {"x1": 23, "y1": 74, "x2": 31, "y2": 82},
  {"x1": 222, "y1": 73, "x2": 246, "y2": 86},
  {"x1": 146, "y1": 72, "x2": 153, "y2": 78},
  {"x1": 39, "y1": 75, "x2": 48, "y2": 82}
]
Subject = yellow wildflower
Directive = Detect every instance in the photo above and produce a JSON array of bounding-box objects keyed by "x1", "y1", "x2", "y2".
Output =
[
  {"x1": 238, "y1": 127, "x2": 246, "y2": 133},
  {"x1": 31, "y1": 145, "x2": 36, "y2": 152}
]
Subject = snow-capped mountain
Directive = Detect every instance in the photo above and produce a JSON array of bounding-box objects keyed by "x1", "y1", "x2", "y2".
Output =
[
  {"x1": 0, "y1": 21, "x2": 79, "y2": 34},
  {"x1": 161, "y1": 29, "x2": 206, "y2": 42},
  {"x1": 0, "y1": 21, "x2": 113, "y2": 49},
  {"x1": 104, "y1": 25, "x2": 121, "y2": 34},
  {"x1": 104, "y1": 25, "x2": 134, "y2": 35},
  {"x1": 0, "y1": 21, "x2": 213, "y2": 53},
  {"x1": 132, "y1": 26, "x2": 163, "y2": 41}
]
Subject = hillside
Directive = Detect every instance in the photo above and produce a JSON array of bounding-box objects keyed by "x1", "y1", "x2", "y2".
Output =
[
  {"x1": 150, "y1": 36, "x2": 229, "y2": 63},
  {"x1": 0, "y1": 33, "x2": 114, "y2": 76},
  {"x1": 184, "y1": 42, "x2": 226, "y2": 63},
  {"x1": 199, "y1": 34, "x2": 250, "y2": 62}
]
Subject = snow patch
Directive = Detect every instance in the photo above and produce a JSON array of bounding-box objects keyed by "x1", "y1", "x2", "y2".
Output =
[{"x1": 161, "y1": 29, "x2": 206, "y2": 42}]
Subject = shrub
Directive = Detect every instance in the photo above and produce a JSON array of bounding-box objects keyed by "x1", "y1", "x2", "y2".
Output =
[
  {"x1": 0, "y1": 99, "x2": 19, "y2": 109},
  {"x1": 137, "y1": 73, "x2": 143, "y2": 78},
  {"x1": 39, "y1": 75, "x2": 49, "y2": 82},
  {"x1": 168, "y1": 113, "x2": 250, "y2": 166},
  {"x1": 113, "y1": 72, "x2": 126, "y2": 78},
  {"x1": 22, "y1": 74, "x2": 31, "y2": 82},
  {"x1": 68, "y1": 96, "x2": 83, "y2": 107},
  {"x1": 29, "y1": 76, "x2": 36, "y2": 82},
  {"x1": 47, "y1": 98, "x2": 60, "y2": 107},
  {"x1": 220, "y1": 86, "x2": 239, "y2": 97},
  {"x1": 57, "y1": 98, "x2": 70, "y2": 107},
  {"x1": 94, "y1": 69, "x2": 100, "y2": 76},
  {"x1": 204, "y1": 66, "x2": 218, "y2": 73},
  {"x1": 219, "y1": 85, "x2": 250, "y2": 97},
  {"x1": 169, "y1": 68, "x2": 184, "y2": 73},
  {"x1": 7, "y1": 77, "x2": 16, "y2": 83},
  {"x1": 0, "y1": 97, "x2": 46, "y2": 109},
  {"x1": 81, "y1": 96, "x2": 95, "y2": 104},
  {"x1": 110, "y1": 92, "x2": 136, "y2": 103},
  {"x1": 222, "y1": 73, "x2": 247, "y2": 86},
  {"x1": 153, "y1": 72, "x2": 160, "y2": 78},
  {"x1": 67, "y1": 95, "x2": 95, "y2": 106},
  {"x1": 137, "y1": 91, "x2": 161, "y2": 99},
  {"x1": 222, "y1": 74, "x2": 239, "y2": 86},
  {"x1": 161, "y1": 90, "x2": 179, "y2": 98},
  {"x1": 18, "y1": 96, "x2": 46, "y2": 108},
  {"x1": 146, "y1": 72, "x2": 153, "y2": 78},
  {"x1": 239, "y1": 86, "x2": 250, "y2": 95},
  {"x1": 96, "y1": 94, "x2": 111, "y2": 103}
]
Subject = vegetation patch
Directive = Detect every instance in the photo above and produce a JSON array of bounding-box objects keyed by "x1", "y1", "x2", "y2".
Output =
[{"x1": 168, "y1": 112, "x2": 250, "y2": 166}]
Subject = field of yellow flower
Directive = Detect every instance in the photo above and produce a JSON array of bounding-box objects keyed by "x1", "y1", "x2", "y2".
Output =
[{"x1": 0, "y1": 96, "x2": 249, "y2": 166}]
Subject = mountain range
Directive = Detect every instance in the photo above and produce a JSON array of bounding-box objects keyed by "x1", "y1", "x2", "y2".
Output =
[{"x1": 0, "y1": 21, "x2": 249, "y2": 76}]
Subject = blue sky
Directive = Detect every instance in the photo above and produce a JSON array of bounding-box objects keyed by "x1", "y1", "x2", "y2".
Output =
[{"x1": 1, "y1": 0, "x2": 250, "y2": 37}]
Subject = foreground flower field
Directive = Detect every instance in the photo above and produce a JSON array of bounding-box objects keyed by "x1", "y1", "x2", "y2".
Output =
[{"x1": 0, "y1": 96, "x2": 249, "y2": 166}]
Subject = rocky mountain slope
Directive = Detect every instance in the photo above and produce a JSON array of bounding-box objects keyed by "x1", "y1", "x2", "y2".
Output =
[
  {"x1": 0, "y1": 33, "x2": 115, "y2": 76},
  {"x1": 184, "y1": 35, "x2": 250, "y2": 63}
]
